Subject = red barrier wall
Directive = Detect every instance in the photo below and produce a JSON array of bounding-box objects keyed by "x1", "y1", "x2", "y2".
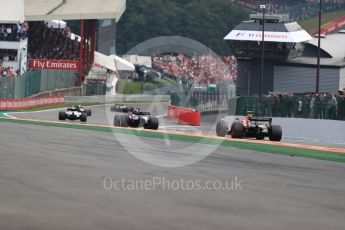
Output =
[
  {"x1": 168, "y1": 105, "x2": 200, "y2": 126},
  {"x1": 0, "y1": 96, "x2": 64, "y2": 111}
]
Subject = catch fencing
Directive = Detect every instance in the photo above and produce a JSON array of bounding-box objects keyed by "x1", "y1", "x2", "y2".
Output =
[
  {"x1": 0, "y1": 70, "x2": 77, "y2": 99},
  {"x1": 170, "y1": 91, "x2": 230, "y2": 113},
  {"x1": 231, "y1": 96, "x2": 345, "y2": 121},
  {"x1": 65, "y1": 95, "x2": 170, "y2": 104}
]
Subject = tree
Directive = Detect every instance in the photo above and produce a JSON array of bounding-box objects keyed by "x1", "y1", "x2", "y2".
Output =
[{"x1": 116, "y1": 0, "x2": 249, "y2": 56}]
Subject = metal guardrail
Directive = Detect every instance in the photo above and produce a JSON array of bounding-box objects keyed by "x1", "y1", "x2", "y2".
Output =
[{"x1": 64, "y1": 95, "x2": 170, "y2": 104}]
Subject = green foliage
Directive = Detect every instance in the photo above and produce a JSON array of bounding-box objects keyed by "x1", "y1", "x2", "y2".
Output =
[
  {"x1": 117, "y1": 0, "x2": 249, "y2": 56},
  {"x1": 117, "y1": 80, "x2": 143, "y2": 94},
  {"x1": 117, "y1": 79, "x2": 183, "y2": 95}
]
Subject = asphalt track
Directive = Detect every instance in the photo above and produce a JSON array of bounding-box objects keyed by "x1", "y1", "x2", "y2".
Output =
[
  {"x1": 0, "y1": 121, "x2": 345, "y2": 230},
  {"x1": 1, "y1": 103, "x2": 345, "y2": 229},
  {"x1": 7, "y1": 103, "x2": 345, "y2": 149}
]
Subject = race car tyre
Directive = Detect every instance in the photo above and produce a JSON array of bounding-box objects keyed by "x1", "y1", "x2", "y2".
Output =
[
  {"x1": 80, "y1": 113, "x2": 87, "y2": 122},
  {"x1": 147, "y1": 117, "x2": 159, "y2": 130},
  {"x1": 113, "y1": 104, "x2": 122, "y2": 112},
  {"x1": 216, "y1": 120, "x2": 228, "y2": 137},
  {"x1": 86, "y1": 109, "x2": 92, "y2": 116},
  {"x1": 58, "y1": 111, "x2": 66, "y2": 121},
  {"x1": 256, "y1": 135, "x2": 265, "y2": 140},
  {"x1": 231, "y1": 122, "x2": 244, "y2": 139},
  {"x1": 119, "y1": 115, "x2": 129, "y2": 127},
  {"x1": 269, "y1": 125, "x2": 282, "y2": 142},
  {"x1": 114, "y1": 115, "x2": 120, "y2": 126}
]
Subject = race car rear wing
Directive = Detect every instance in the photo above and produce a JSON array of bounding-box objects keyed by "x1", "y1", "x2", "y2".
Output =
[
  {"x1": 249, "y1": 117, "x2": 272, "y2": 122},
  {"x1": 133, "y1": 112, "x2": 151, "y2": 116}
]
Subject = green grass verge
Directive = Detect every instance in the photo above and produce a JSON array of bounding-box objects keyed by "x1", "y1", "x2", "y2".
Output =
[
  {"x1": 1, "y1": 118, "x2": 344, "y2": 163},
  {"x1": 298, "y1": 10, "x2": 345, "y2": 33},
  {"x1": 117, "y1": 79, "x2": 183, "y2": 95}
]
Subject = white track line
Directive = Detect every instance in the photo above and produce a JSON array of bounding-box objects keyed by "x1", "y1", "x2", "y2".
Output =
[{"x1": 3, "y1": 113, "x2": 18, "y2": 119}]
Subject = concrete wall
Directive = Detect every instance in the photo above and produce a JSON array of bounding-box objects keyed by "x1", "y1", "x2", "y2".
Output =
[{"x1": 224, "y1": 116, "x2": 345, "y2": 144}]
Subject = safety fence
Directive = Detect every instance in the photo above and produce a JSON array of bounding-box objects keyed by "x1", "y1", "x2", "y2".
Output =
[
  {"x1": 65, "y1": 95, "x2": 170, "y2": 104},
  {"x1": 0, "y1": 70, "x2": 77, "y2": 99},
  {"x1": 231, "y1": 96, "x2": 345, "y2": 121},
  {"x1": 170, "y1": 91, "x2": 230, "y2": 113},
  {"x1": 0, "y1": 96, "x2": 64, "y2": 111}
]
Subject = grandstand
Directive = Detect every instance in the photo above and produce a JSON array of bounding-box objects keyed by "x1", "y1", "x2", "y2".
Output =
[
  {"x1": 0, "y1": 0, "x2": 127, "y2": 99},
  {"x1": 226, "y1": 13, "x2": 345, "y2": 95}
]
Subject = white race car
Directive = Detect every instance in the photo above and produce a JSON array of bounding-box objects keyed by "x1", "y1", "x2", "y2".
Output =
[
  {"x1": 58, "y1": 106, "x2": 91, "y2": 122},
  {"x1": 114, "y1": 111, "x2": 159, "y2": 130}
]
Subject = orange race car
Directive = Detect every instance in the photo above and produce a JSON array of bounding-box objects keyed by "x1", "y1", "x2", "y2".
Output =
[{"x1": 216, "y1": 112, "x2": 282, "y2": 141}]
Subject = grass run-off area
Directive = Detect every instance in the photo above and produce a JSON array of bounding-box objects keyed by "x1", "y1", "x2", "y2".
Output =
[
  {"x1": 298, "y1": 10, "x2": 345, "y2": 33},
  {"x1": 117, "y1": 79, "x2": 182, "y2": 95}
]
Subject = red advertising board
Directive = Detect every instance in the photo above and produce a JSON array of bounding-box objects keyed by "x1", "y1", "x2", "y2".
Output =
[
  {"x1": 29, "y1": 59, "x2": 79, "y2": 71},
  {"x1": 0, "y1": 96, "x2": 64, "y2": 111}
]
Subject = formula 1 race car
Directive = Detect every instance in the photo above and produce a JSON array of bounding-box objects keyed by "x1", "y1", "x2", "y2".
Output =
[
  {"x1": 110, "y1": 104, "x2": 140, "y2": 113},
  {"x1": 75, "y1": 105, "x2": 92, "y2": 116},
  {"x1": 58, "y1": 106, "x2": 92, "y2": 122},
  {"x1": 216, "y1": 112, "x2": 282, "y2": 141},
  {"x1": 113, "y1": 111, "x2": 159, "y2": 130}
]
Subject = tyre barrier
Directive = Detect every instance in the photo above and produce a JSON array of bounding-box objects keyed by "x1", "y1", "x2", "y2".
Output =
[
  {"x1": 0, "y1": 96, "x2": 64, "y2": 111},
  {"x1": 168, "y1": 105, "x2": 200, "y2": 126}
]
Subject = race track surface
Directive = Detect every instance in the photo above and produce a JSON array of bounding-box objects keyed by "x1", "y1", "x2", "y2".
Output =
[
  {"x1": 0, "y1": 122, "x2": 345, "y2": 230},
  {"x1": 8, "y1": 103, "x2": 345, "y2": 149}
]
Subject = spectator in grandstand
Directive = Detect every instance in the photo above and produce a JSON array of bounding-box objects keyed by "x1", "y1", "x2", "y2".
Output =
[
  {"x1": 272, "y1": 93, "x2": 282, "y2": 117},
  {"x1": 6, "y1": 26, "x2": 12, "y2": 40},
  {"x1": 0, "y1": 25, "x2": 5, "y2": 40},
  {"x1": 328, "y1": 93, "x2": 338, "y2": 119},
  {"x1": 316, "y1": 93, "x2": 328, "y2": 119},
  {"x1": 309, "y1": 95, "x2": 316, "y2": 118},
  {"x1": 27, "y1": 22, "x2": 79, "y2": 61},
  {"x1": 0, "y1": 50, "x2": 17, "y2": 62},
  {"x1": 0, "y1": 66, "x2": 12, "y2": 78},
  {"x1": 297, "y1": 97, "x2": 303, "y2": 118},
  {"x1": 0, "y1": 23, "x2": 29, "y2": 41},
  {"x1": 152, "y1": 54, "x2": 237, "y2": 86}
]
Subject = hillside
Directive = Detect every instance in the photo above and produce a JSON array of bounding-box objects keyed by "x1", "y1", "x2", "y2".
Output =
[
  {"x1": 298, "y1": 10, "x2": 345, "y2": 33},
  {"x1": 116, "y1": 0, "x2": 249, "y2": 56}
]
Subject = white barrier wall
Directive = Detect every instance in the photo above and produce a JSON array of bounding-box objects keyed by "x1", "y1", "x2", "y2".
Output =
[{"x1": 225, "y1": 116, "x2": 345, "y2": 144}]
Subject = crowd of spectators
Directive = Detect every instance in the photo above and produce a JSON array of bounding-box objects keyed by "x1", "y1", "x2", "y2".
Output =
[
  {"x1": 27, "y1": 22, "x2": 79, "y2": 60},
  {"x1": 234, "y1": 0, "x2": 345, "y2": 21},
  {"x1": 0, "y1": 50, "x2": 18, "y2": 78},
  {"x1": 152, "y1": 55, "x2": 237, "y2": 85},
  {"x1": 0, "y1": 22, "x2": 29, "y2": 41},
  {"x1": 0, "y1": 50, "x2": 17, "y2": 62},
  {"x1": 0, "y1": 63, "x2": 17, "y2": 79},
  {"x1": 241, "y1": 92, "x2": 345, "y2": 120}
]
